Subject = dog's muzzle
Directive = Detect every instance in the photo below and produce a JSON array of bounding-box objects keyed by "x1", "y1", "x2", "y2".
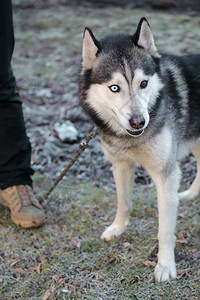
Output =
[
  {"x1": 126, "y1": 129, "x2": 144, "y2": 137},
  {"x1": 127, "y1": 114, "x2": 145, "y2": 137}
]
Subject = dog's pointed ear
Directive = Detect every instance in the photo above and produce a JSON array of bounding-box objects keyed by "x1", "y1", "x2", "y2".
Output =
[
  {"x1": 134, "y1": 17, "x2": 160, "y2": 58},
  {"x1": 82, "y1": 28, "x2": 100, "y2": 70}
]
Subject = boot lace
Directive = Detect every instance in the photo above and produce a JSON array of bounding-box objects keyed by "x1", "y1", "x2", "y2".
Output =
[{"x1": 16, "y1": 185, "x2": 39, "y2": 208}]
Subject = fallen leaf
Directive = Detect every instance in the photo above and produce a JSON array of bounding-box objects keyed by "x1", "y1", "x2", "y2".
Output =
[
  {"x1": 32, "y1": 158, "x2": 41, "y2": 165},
  {"x1": 190, "y1": 248, "x2": 197, "y2": 253},
  {"x1": 177, "y1": 269, "x2": 192, "y2": 275},
  {"x1": 122, "y1": 242, "x2": 138, "y2": 251},
  {"x1": 30, "y1": 263, "x2": 42, "y2": 274},
  {"x1": 144, "y1": 207, "x2": 152, "y2": 213},
  {"x1": 15, "y1": 268, "x2": 28, "y2": 274},
  {"x1": 42, "y1": 290, "x2": 51, "y2": 300},
  {"x1": 42, "y1": 290, "x2": 54, "y2": 300},
  {"x1": 36, "y1": 263, "x2": 42, "y2": 274},
  {"x1": 140, "y1": 259, "x2": 156, "y2": 267},
  {"x1": 123, "y1": 242, "x2": 131, "y2": 247},
  {"x1": 58, "y1": 278, "x2": 65, "y2": 286},
  {"x1": 68, "y1": 229, "x2": 73, "y2": 240},
  {"x1": 177, "y1": 238, "x2": 188, "y2": 244},
  {"x1": 177, "y1": 232, "x2": 188, "y2": 240}
]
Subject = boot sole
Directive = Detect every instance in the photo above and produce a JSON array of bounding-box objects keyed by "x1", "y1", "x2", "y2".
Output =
[
  {"x1": 2, "y1": 198, "x2": 45, "y2": 228},
  {"x1": 11, "y1": 215, "x2": 45, "y2": 228}
]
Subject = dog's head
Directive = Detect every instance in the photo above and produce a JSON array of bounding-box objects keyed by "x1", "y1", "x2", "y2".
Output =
[{"x1": 80, "y1": 17, "x2": 163, "y2": 137}]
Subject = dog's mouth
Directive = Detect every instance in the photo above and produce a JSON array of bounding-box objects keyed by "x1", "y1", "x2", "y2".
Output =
[{"x1": 126, "y1": 129, "x2": 144, "y2": 137}]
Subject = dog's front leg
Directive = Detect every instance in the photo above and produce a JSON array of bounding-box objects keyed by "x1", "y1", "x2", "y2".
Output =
[
  {"x1": 101, "y1": 160, "x2": 135, "y2": 241},
  {"x1": 150, "y1": 165, "x2": 180, "y2": 282}
]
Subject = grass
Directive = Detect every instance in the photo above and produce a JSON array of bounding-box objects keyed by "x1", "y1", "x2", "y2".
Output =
[{"x1": 0, "y1": 174, "x2": 199, "y2": 299}]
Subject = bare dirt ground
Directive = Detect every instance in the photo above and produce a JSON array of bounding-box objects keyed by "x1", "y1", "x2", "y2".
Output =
[{"x1": 12, "y1": 0, "x2": 200, "y2": 191}]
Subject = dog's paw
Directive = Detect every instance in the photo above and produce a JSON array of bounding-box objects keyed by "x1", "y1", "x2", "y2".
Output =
[
  {"x1": 154, "y1": 263, "x2": 177, "y2": 282},
  {"x1": 101, "y1": 225, "x2": 126, "y2": 241}
]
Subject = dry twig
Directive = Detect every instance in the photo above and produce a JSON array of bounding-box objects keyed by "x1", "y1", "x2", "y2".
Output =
[{"x1": 42, "y1": 126, "x2": 97, "y2": 201}]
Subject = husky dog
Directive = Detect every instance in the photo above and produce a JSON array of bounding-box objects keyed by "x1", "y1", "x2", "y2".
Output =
[{"x1": 79, "y1": 17, "x2": 200, "y2": 282}]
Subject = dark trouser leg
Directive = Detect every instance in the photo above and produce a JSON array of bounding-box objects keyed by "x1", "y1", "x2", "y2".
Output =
[
  {"x1": 0, "y1": 0, "x2": 34, "y2": 190},
  {"x1": 0, "y1": 101, "x2": 34, "y2": 189}
]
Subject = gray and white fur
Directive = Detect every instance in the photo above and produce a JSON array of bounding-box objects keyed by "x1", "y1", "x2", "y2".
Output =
[{"x1": 79, "y1": 17, "x2": 200, "y2": 282}]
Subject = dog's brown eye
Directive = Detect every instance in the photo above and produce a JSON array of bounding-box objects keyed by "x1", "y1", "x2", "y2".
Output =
[{"x1": 140, "y1": 80, "x2": 148, "y2": 89}]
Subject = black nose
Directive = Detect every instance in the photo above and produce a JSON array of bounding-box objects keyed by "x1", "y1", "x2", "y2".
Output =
[{"x1": 129, "y1": 115, "x2": 145, "y2": 129}]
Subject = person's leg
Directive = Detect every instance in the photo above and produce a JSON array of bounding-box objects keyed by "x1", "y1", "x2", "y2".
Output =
[
  {"x1": 0, "y1": 0, "x2": 34, "y2": 189},
  {"x1": 0, "y1": 0, "x2": 44, "y2": 227},
  {"x1": 0, "y1": 101, "x2": 34, "y2": 189}
]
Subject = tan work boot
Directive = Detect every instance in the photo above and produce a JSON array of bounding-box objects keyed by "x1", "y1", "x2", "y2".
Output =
[{"x1": 1, "y1": 185, "x2": 45, "y2": 228}]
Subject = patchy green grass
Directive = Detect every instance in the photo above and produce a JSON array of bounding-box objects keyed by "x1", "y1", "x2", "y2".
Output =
[{"x1": 0, "y1": 174, "x2": 199, "y2": 299}]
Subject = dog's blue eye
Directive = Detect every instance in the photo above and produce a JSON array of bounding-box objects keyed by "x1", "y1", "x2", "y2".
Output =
[
  {"x1": 140, "y1": 80, "x2": 148, "y2": 89},
  {"x1": 109, "y1": 85, "x2": 120, "y2": 93}
]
